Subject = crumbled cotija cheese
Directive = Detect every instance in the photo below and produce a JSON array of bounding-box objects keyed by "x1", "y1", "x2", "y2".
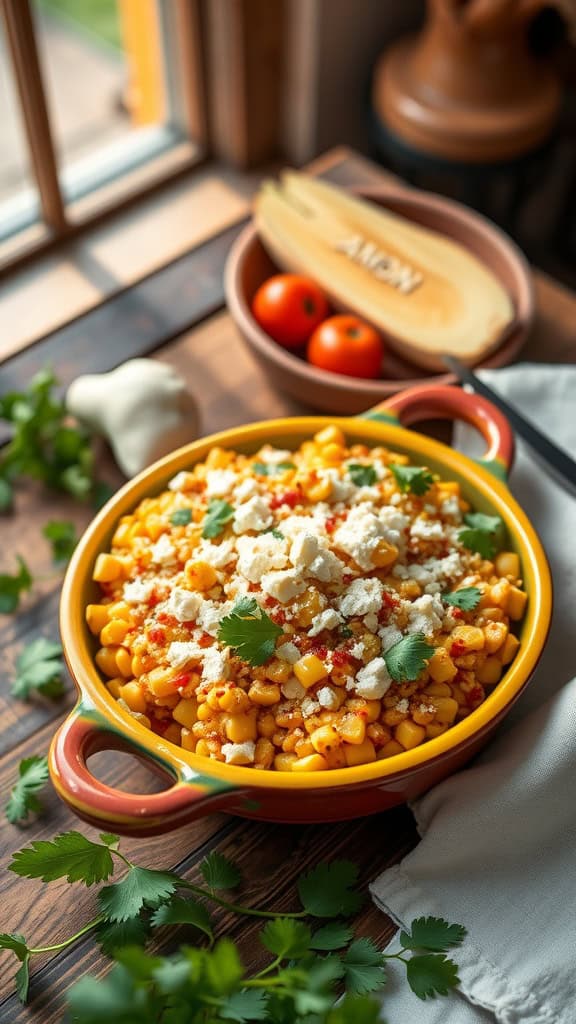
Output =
[
  {"x1": 150, "y1": 533, "x2": 178, "y2": 566},
  {"x1": 308, "y1": 608, "x2": 342, "y2": 637},
  {"x1": 354, "y1": 658, "x2": 392, "y2": 699},
  {"x1": 261, "y1": 568, "x2": 306, "y2": 603},
  {"x1": 406, "y1": 594, "x2": 444, "y2": 636},
  {"x1": 236, "y1": 533, "x2": 288, "y2": 582},
  {"x1": 233, "y1": 495, "x2": 273, "y2": 534},
  {"x1": 123, "y1": 578, "x2": 157, "y2": 603},
  {"x1": 166, "y1": 587, "x2": 203, "y2": 623},
  {"x1": 276, "y1": 642, "x2": 301, "y2": 663},
  {"x1": 338, "y1": 576, "x2": 383, "y2": 617},
  {"x1": 205, "y1": 469, "x2": 237, "y2": 498},
  {"x1": 221, "y1": 741, "x2": 255, "y2": 765}
]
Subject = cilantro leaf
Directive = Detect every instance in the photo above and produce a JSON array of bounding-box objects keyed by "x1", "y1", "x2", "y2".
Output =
[
  {"x1": 384, "y1": 633, "x2": 434, "y2": 683},
  {"x1": 218, "y1": 597, "x2": 283, "y2": 667},
  {"x1": 260, "y1": 918, "x2": 312, "y2": 959},
  {"x1": 221, "y1": 990, "x2": 269, "y2": 1021},
  {"x1": 205, "y1": 938, "x2": 244, "y2": 994},
  {"x1": 0, "y1": 476, "x2": 13, "y2": 512},
  {"x1": 406, "y1": 952, "x2": 460, "y2": 999},
  {"x1": 10, "y1": 831, "x2": 115, "y2": 885},
  {"x1": 347, "y1": 464, "x2": 377, "y2": 487},
  {"x1": 96, "y1": 916, "x2": 149, "y2": 956},
  {"x1": 342, "y1": 938, "x2": 386, "y2": 995},
  {"x1": 262, "y1": 526, "x2": 285, "y2": 540},
  {"x1": 0, "y1": 932, "x2": 29, "y2": 960},
  {"x1": 151, "y1": 897, "x2": 213, "y2": 940},
  {"x1": 171, "y1": 508, "x2": 192, "y2": 526},
  {"x1": 0, "y1": 932, "x2": 31, "y2": 1003},
  {"x1": 400, "y1": 916, "x2": 466, "y2": 952},
  {"x1": 458, "y1": 528, "x2": 497, "y2": 559},
  {"x1": 98, "y1": 867, "x2": 177, "y2": 923},
  {"x1": 200, "y1": 851, "x2": 241, "y2": 890},
  {"x1": 11, "y1": 637, "x2": 65, "y2": 700},
  {"x1": 390, "y1": 463, "x2": 434, "y2": 496},
  {"x1": 42, "y1": 519, "x2": 78, "y2": 563},
  {"x1": 330, "y1": 993, "x2": 383, "y2": 1024},
  {"x1": 252, "y1": 462, "x2": 295, "y2": 475},
  {"x1": 202, "y1": 499, "x2": 234, "y2": 539},
  {"x1": 441, "y1": 587, "x2": 482, "y2": 611},
  {"x1": 16, "y1": 956, "x2": 30, "y2": 1004},
  {"x1": 66, "y1": 965, "x2": 146, "y2": 1021},
  {"x1": 0, "y1": 556, "x2": 32, "y2": 614},
  {"x1": 310, "y1": 922, "x2": 354, "y2": 950},
  {"x1": 464, "y1": 512, "x2": 503, "y2": 534},
  {"x1": 6, "y1": 755, "x2": 50, "y2": 824},
  {"x1": 297, "y1": 861, "x2": 364, "y2": 918}
]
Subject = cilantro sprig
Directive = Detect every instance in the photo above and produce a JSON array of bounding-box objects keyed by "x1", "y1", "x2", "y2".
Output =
[
  {"x1": 458, "y1": 512, "x2": 504, "y2": 560},
  {"x1": 202, "y1": 499, "x2": 234, "y2": 539},
  {"x1": 442, "y1": 586, "x2": 482, "y2": 611},
  {"x1": 390, "y1": 463, "x2": 434, "y2": 496},
  {"x1": 0, "y1": 556, "x2": 32, "y2": 614},
  {"x1": 42, "y1": 519, "x2": 78, "y2": 564},
  {"x1": 171, "y1": 507, "x2": 192, "y2": 526},
  {"x1": 252, "y1": 461, "x2": 295, "y2": 475},
  {"x1": 11, "y1": 637, "x2": 65, "y2": 700},
  {"x1": 5, "y1": 756, "x2": 50, "y2": 825},
  {"x1": 384, "y1": 633, "x2": 435, "y2": 683},
  {"x1": 218, "y1": 597, "x2": 283, "y2": 666},
  {"x1": 2, "y1": 828, "x2": 466, "y2": 1014},
  {"x1": 347, "y1": 464, "x2": 377, "y2": 487}
]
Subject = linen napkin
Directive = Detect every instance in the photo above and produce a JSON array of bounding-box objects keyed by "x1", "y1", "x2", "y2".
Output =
[{"x1": 370, "y1": 364, "x2": 576, "y2": 1024}]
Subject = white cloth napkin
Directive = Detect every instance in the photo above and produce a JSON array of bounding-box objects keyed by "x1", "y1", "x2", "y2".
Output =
[{"x1": 370, "y1": 364, "x2": 576, "y2": 1024}]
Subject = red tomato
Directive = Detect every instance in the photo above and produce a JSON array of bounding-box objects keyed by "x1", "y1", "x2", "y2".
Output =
[
  {"x1": 307, "y1": 315, "x2": 383, "y2": 379},
  {"x1": 252, "y1": 274, "x2": 329, "y2": 349}
]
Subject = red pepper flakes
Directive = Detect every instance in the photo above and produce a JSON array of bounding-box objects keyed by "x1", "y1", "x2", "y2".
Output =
[
  {"x1": 264, "y1": 596, "x2": 277, "y2": 607},
  {"x1": 148, "y1": 591, "x2": 161, "y2": 607},
  {"x1": 172, "y1": 672, "x2": 191, "y2": 690},
  {"x1": 325, "y1": 516, "x2": 337, "y2": 534},
  {"x1": 383, "y1": 591, "x2": 399, "y2": 608},
  {"x1": 271, "y1": 609, "x2": 286, "y2": 625},
  {"x1": 332, "y1": 648, "x2": 350, "y2": 667},
  {"x1": 467, "y1": 684, "x2": 485, "y2": 707},
  {"x1": 198, "y1": 632, "x2": 213, "y2": 648},
  {"x1": 148, "y1": 627, "x2": 166, "y2": 645},
  {"x1": 270, "y1": 489, "x2": 301, "y2": 510},
  {"x1": 309, "y1": 643, "x2": 328, "y2": 660},
  {"x1": 451, "y1": 607, "x2": 464, "y2": 619},
  {"x1": 450, "y1": 640, "x2": 467, "y2": 657}
]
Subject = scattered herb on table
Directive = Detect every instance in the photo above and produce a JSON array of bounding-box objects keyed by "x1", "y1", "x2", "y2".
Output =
[
  {"x1": 218, "y1": 597, "x2": 284, "y2": 667},
  {"x1": 458, "y1": 512, "x2": 504, "y2": 560},
  {"x1": 442, "y1": 586, "x2": 482, "y2": 611},
  {"x1": 5, "y1": 756, "x2": 50, "y2": 825},
  {"x1": 42, "y1": 519, "x2": 78, "y2": 564},
  {"x1": 384, "y1": 633, "x2": 435, "y2": 683},
  {"x1": 202, "y1": 499, "x2": 235, "y2": 539},
  {"x1": 11, "y1": 637, "x2": 65, "y2": 700},
  {"x1": 0, "y1": 556, "x2": 32, "y2": 614},
  {"x1": 389, "y1": 464, "x2": 434, "y2": 496},
  {"x1": 1, "y1": 829, "x2": 466, "y2": 1015},
  {"x1": 347, "y1": 464, "x2": 377, "y2": 487}
]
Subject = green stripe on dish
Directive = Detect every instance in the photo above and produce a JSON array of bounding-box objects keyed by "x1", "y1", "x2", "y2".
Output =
[{"x1": 359, "y1": 410, "x2": 400, "y2": 425}]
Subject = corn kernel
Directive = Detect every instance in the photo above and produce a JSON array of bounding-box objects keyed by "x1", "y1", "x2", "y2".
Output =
[
  {"x1": 112, "y1": 520, "x2": 133, "y2": 547},
  {"x1": 338, "y1": 714, "x2": 366, "y2": 745},
  {"x1": 379, "y1": 739, "x2": 404, "y2": 758},
  {"x1": 371, "y1": 540, "x2": 398, "y2": 569},
  {"x1": 115, "y1": 647, "x2": 133, "y2": 678},
  {"x1": 506, "y1": 586, "x2": 527, "y2": 621},
  {"x1": 295, "y1": 588, "x2": 324, "y2": 627},
  {"x1": 363, "y1": 700, "x2": 381, "y2": 723},
  {"x1": 265, "y1": 659, "x2": 292, "y2": 685},
  {"x1": 395, "y1": 719, "x2": 426, "y2": 750},
  {"x1": 106, "y1": 678, "x2": 123, "y2": 699},
  {"x1": 181, "y1": 728, "x2": 195, "y2": 751},
  {"x1": 310, "y1": 724, "x2": 341, "y2": 754},
  {"x1": 294, "y1": 654, "x2": 328, "y2": 688},
  {"x1": 428, "y1": 648, "x2": 458, "y2": 683},
  {"x1": 185, "y1": 560, "x2": 217, "y2": 591},
  {"x1": 163, "y1": 722, "x2": 182, "y2": 745},
  {"x1": 248, "y1": 681, "x2": 281, "y2": 706},
  {"x1": 257, "y1": 712, "x2": 276, "y2": 737},
  {"x1": 131, "y1": 652, "x2": 152, "y2": 677},
  {"x1": 344, "y1": 738, "x2": 376, "y2": 766},
  {"x1": 490, "y1": 579, "x2": 511, "y2": 608},
  {"x1": 424, "y1": 681, "x2": 452, "y2": 696},
  {"x1": 195, "y1": 739, "x2": 211, "y2": 757},
  {"x1": 197, "y1": 702, "x2": 214, "y2": 722},
  {"x1": 314, "y1": 425, "x2": 345, "y2": 446},
  {"x1": 120, "y1": 681, "x2": 147, "y2": 714},
  {"x1": 86, "y1": 604, "x2": 110, "y2": 635},
  {"x1": 495, "y1": 551, "x2": 520, "y2": 578},
  {"x1": 225, "y1": 714, "x2": 257, "y2": 743},
  {"x1": 93, "y1": 553, "x2": 123, "y2": 583},
  {"x1": 218, "y1": 688, "x2": 251, "y2": 713},
  {"x1": 484, "y1": 621, "x2": 508, "y2": 654},
  {"x1": 426, "y1": 722, "x2": 449, "y2": 739},
  {"x1": 429, "y1": 695, "x2": 459, "y2": 724},
  {"x1": 292, "y1": 753, "x2": 328, "y2": 772},
  {"x1": 304, "y1": 478, "x2": 332, "y2": 502},
  {"x1": 500, "y1": 633, "x2": 520, "y2": 665},
  {"x1": 274, "y1": 752, "x2": 298, "y2": 771},
  {"x1": 450, "y1": 625, "x2": 485, "y2": 653},
  {"x1": 147, "y1": 667, "x2": 177, "y2": 697},
  {"x1": 173, "y1": 698, "x2": 199, "y2": 730},
  {"x1": 476, "y1": 657, "x2": 502, "y2": 685},
  {"x1": 95, "y1": 646, "x2": 121, "y2": 678},
  {"x1": 101, "y1": 619, "x2": 130, "y2": 646}
]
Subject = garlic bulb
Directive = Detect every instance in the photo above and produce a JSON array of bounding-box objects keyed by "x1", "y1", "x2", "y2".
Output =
[{"x1": 66, "y1": 359, "x2": 200, "y2": 478}]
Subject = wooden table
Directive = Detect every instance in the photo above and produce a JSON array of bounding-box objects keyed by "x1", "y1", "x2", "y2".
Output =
[{"x1": 1, "y1": 147, "x2": 575, "y2": 1023}]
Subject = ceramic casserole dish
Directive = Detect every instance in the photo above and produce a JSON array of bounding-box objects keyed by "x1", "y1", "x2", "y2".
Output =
[{"x1": 50, "y1": 385, "x2": 552, "y2": 836}]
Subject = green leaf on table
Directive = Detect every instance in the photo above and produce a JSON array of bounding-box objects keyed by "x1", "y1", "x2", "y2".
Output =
[
  {"x1": 347, "y1": 464, "x2": 377, "y2": 487},
  {"x1": 200, "y1": 850, "x2": 241, "y2": 890},
  {"x1": 390, "y1": 464, "x2": 434, "y2": 496},
  {"x1": 384, "y1": 633, "x2": 434, "y2": 683},
  {"x1": 0, "y1": 932, "x2": 29, "y2": 960},
  {"x1": 96, "y1": 916, "x2": 149, "y2": 956},
  {"x1": 43, "y1": 519, "x2": 78, "y2": 563},
  {"x1": 15, "y1": 956, "x2": 30, "y2": 1004},
  {"x1": 0, "y1": 556, "x2": 32, "y2": 614},
  {"x1": 406, "y1": 952, "x2": 460, "y2": 999},
  {"x1": 202, "y1": 499, "x2": 234, "y2": 539},
  {"x1": 260, "y1": 918, "x2": 312, "y2": 959},
  {"x1": 0, "y1": 476, "x2": 13, "y2": 511},
  {"x1": 98, "y1": 867, "x2": 177, "y2": 923},
  {"x1": 342, "y1": 938, "x2": 386, "y2": 996},
  {"x1": 205, "y1": 938, "x2": 244, "y2": 995},
  {"x1": 6, "y1": 755, "x2": 50, "y2": 824},
  {"x1": 297, "y1": 860, "x2": 364, "y2": 918},
  {"x1": 151, "y1": 896, "x2": 213, "y2": 940},
  {"x1": 221, "y1": 989, "x2": 269, "y2": 1022},
  {"x1": 10, "y1": 831, "x2": 116, "y2": 885},
  {"x1": 0, "y1": 932, "x2": 31, "y2": 1003},
  {"x1": 11, "y1": 637, "x2": 65, "y2": 700},
  {"x1": 310, "y1": 922, "x2": 354, "y2": 950},
  {"x1": 170, "y1": 507, "x2": 192, "y2": 526},
  {"x1": 329, "y1": 993, "x2": 383, "y2": 1024},
  {"x1": 400, "y1": 916, "x2": 466, "y2": 952},
  {"x1": 66, "y1": 964, "x2": 148, "y2": 1022},
  {"x1": 441, "y1": 586, "x2": 482, "y2": 611},
  {"x1": 218, "y1": 597, "x2": 283, "y2": 667}
]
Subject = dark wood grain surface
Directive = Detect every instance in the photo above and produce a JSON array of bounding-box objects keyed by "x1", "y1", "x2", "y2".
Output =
[{"x1": 1, "y1": 147, "x2": 575, "y2": 1024}]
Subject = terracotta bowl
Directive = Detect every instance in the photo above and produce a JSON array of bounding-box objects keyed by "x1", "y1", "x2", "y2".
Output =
[
  {"x1": 50, "y1": 385, "x2": 551, "y2": 836},
  {"x1": 224, "y1": 183, "x2": 534, "y2": 414}
]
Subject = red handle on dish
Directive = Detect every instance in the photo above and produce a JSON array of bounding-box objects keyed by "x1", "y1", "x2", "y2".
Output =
[
  {"x1": 364, "y1": 384, "x2": 514, "y2": 479},
  {"x1": 49, "y1": 709, "x2": 235, "y2": 837}
]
